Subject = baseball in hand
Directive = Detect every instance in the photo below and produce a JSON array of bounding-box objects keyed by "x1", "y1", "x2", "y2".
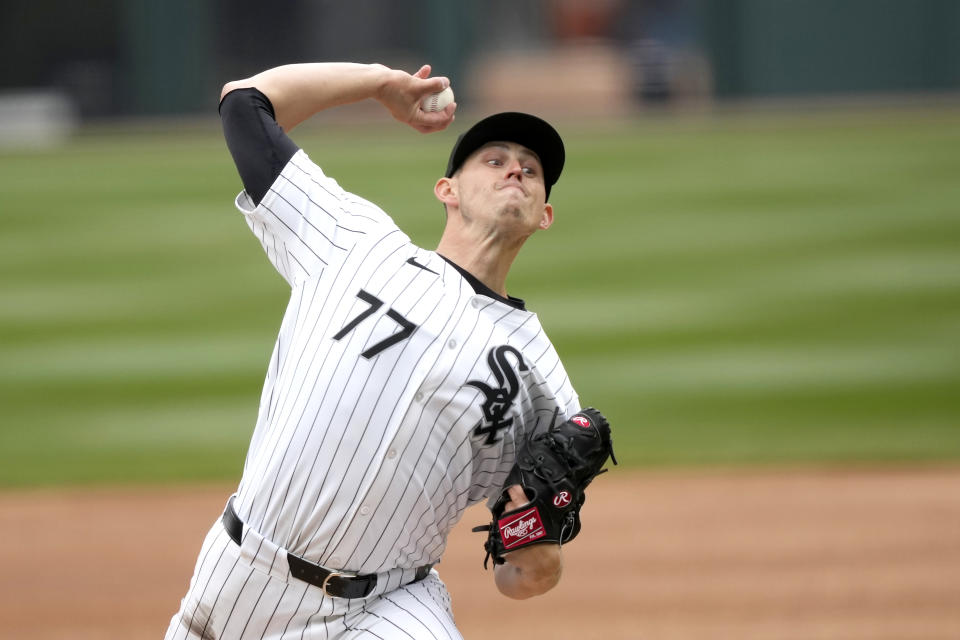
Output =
[{"x1": 421, "y1": 86, "x2": 454, "y2": 112}]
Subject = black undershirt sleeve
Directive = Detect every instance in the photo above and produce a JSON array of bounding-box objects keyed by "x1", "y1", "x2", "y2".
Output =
[{"x1": 218, "y1": 87, "x2": 300, "y2": 206}]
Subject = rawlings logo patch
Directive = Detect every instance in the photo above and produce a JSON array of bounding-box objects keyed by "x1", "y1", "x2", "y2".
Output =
[
  {"x1": 499, "y1": 507, "x2": 546, "y2": 549},
  {"x1": 553, "y1": 491, "x2": 572, "y2": 507},
  {"x1": 571, "y1": 415, "x2": 591, "y2": 428}
]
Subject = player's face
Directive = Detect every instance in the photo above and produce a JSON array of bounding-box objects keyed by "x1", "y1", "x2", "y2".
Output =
[{"x1": 454, "y1": 141, "x2": 553, "y2": 235}]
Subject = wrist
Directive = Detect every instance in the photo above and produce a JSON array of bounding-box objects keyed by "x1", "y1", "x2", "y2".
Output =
[{"x1": 371, "y1": 64, "x2": 400, "y2": 102}]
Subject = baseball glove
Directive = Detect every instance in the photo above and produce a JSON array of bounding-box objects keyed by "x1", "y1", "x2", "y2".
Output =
[{"x1": 473, "y1": 407, "x2": 616, "y2": 568}]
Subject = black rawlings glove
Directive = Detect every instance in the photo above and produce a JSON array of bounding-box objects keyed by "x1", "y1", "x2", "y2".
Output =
[{"x1": 473, "y1": 407, "x2": 616, "y2": 568}]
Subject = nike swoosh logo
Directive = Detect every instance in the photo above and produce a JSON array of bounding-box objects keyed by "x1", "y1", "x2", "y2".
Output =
[{"x1": 406, "y1": 256, "x2": 438, "y2": 275}]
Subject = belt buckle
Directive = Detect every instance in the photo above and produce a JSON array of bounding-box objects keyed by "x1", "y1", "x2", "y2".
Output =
[{"x1": 321, "y1": 570, "x2": 353, "y2": 597}]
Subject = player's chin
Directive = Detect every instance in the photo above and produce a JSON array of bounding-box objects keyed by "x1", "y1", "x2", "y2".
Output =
[
  {"x1": 497, "y1": 205, "x2": 525, "y2": 219},
  {"x1": 495, "y1": 192, "x2": 535, "y2": 213},
  {"x1": 496, "y1": 206, "x2": 543, "y2": 236}
]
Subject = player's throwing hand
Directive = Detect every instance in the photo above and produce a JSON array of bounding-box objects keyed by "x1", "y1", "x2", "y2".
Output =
[{"x1": 377, "y1": 64, "x2": 456, "y2": 133}]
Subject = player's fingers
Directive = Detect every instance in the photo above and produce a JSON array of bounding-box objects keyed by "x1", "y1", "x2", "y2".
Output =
[
  {"x1": 504, "y1": 484, "x2": 530, "y2": 510},
  {"x1": 411, "y1": 105, "x2": 455, "y2": 133},
  {"x1": 426, "y1": 102, "x2": 456, "y2": 123},
  {"x1": 435, "y1": 103, "x2": 456, "y2": 128},
  {"x1": 415, "y1": 76, "x2": 449, "y2": 101},
  {"x1": 413, "y1": 64, "x2": 432, "y2": 79},
  {"x1": 417, "y1": 116, "x2": 454, "y2": 133},
  {"x1": 422, "y1": 99, "x2": 456, "y2": 117}
]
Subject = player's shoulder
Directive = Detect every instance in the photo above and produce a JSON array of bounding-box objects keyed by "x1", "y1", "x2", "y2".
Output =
[
  {"x1": 281, "y1": 149, "x2": 338, "y2": 194},
  {"x1": 277, "y1": 150, "x2": 400, "y2": 229}
]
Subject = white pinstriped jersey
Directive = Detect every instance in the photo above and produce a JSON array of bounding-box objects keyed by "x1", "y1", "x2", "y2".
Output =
[{"x1": 232, "y1": 149, "x2": 580, "y2": 575}]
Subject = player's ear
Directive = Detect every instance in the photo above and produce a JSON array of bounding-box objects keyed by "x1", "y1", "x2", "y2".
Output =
[
  {"x1": 538, "y1": 203, "x2": 554, "y2": 230},
  {"x1": 434, "y1": 176, "x2": 458, "y2": 208}
]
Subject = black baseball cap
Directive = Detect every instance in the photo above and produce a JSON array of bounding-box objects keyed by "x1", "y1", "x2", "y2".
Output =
[{"x1": 445, "y1": 112, "x2": 565, "y2": 199}]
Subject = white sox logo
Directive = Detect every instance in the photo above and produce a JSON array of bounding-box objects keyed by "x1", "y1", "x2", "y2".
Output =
[
  {"x1": 466, "y1": 345, "x2": 528, "y2": 445},
  {"x1": 553, "y1": 491, "x2": 572, "y2": 507}
]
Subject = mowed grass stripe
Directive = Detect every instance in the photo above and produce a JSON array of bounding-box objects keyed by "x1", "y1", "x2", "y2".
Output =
[{"x1": 573, "y1": 344, "x2": 957, "y2": 393}]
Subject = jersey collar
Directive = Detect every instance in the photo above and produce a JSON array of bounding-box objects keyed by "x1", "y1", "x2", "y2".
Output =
[{"x1": 438, "y1": 255, "x2": 526, "y2": 310}]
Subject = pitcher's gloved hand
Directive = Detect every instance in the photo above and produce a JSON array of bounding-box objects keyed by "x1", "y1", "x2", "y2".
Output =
[{"x1": 473, "y1": 407, "x2": 616, "y2": 568}]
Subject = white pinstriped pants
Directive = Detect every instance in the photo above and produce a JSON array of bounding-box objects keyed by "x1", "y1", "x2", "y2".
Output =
[{"x1": 164, "y1": 515, "x2": 463, "y2": 640}]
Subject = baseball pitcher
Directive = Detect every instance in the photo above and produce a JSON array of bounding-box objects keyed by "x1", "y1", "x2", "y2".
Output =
[{"x1": 164, "y1": 61, "x2": 615, "y2": 640}]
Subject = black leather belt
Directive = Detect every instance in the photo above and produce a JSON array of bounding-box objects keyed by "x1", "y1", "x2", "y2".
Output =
[{"x1": 222, "y1": 497, "x2": 431, "y2": 599}]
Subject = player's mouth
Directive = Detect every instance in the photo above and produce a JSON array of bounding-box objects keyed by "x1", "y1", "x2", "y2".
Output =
[{"x1": 496, "y1": 181, "x2": 527, "y2": 196}]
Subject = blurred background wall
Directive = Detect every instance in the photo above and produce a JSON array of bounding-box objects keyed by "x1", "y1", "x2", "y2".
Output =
[{"x1": 2, "y1": 0, "x2": 957, "y2": 122}]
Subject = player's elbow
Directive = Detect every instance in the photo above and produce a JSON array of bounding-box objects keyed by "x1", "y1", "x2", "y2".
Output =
[{"x1": 221, "y1": 80, "x2": 245, "y2": 102}]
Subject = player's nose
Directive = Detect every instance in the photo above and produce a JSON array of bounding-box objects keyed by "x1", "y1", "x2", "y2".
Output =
[{"x1": 504, "y1": 156, "x2": 524, "y2": 180}]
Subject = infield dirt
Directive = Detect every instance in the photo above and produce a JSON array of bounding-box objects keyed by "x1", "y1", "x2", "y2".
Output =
[{"x1": 2, "y1": 467, "x2": 958, "y2": 639}]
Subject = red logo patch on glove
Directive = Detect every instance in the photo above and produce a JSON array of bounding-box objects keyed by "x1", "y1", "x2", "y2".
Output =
[
  {"x1": 498, "y1": 507, "x2": 546, "y2": 549},
  {"x1": 553, "y1": 491, "x2": 572, "y2": 507},
  {"x1": 571, "y1": 415, "x2": 591, "y2": 428}
]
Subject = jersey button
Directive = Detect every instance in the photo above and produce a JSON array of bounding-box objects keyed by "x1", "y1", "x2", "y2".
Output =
[
  {"x1": 471, "y1": 298, "x2": 481, "y2": 309},
  {"x1": 387, "y1": 449, "x2": 397, "y2": 459},
  {"x1": 414, "y1": 391, "x2": 424, "y2": 402},
  {"x1": 447, "y1": 339, "x2": 457, "y2": 349},
  {"x1": 360, "y1": 506, "x2": 370, "y2": 516}
]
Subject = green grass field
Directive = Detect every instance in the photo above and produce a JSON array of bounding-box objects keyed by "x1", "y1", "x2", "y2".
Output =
[{"x1": 2, "y1": 104, "x2": 959, "y2": 487}]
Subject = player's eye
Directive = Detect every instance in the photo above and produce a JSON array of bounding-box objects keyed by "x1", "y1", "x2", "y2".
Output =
[
  {"x1": 486, "y1": 158, "x2": 503, "y2": 167},
  {"x1": 522, "y1": 166, "x2": 537, "y2": 176}
]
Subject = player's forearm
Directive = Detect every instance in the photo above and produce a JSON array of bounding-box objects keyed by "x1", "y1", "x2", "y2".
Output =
[
  {"x1": 221, "y1": 63, "x2": 391, "y2": 132},
  {"x1": 493, "y1": 543, "x2": 563, "y2": 600}
]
